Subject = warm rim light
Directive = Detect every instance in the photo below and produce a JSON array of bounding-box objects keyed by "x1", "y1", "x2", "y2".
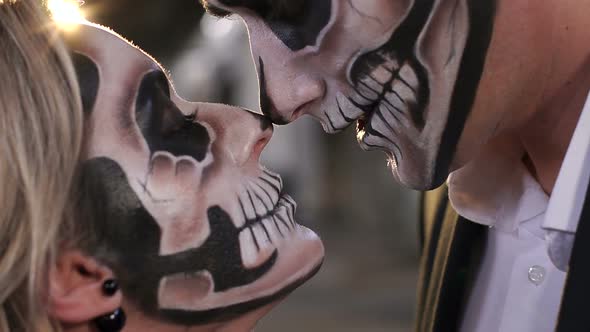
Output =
[{"x1": 47, "y1": 0, "x2": 86, "y2": 24}]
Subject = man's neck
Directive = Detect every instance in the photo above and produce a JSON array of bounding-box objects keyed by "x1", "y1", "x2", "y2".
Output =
[{"x1": 519, "y1": 0, "x2": 590, "y2": 194}]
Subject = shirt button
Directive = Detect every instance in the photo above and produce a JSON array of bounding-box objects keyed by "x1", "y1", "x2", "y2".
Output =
[{"x1": 528, "y1": 265, "x2": 546, "y2": 285}]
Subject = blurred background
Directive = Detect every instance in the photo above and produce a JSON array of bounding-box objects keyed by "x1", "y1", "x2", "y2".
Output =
[{"x1": 80, "y1": 1, "x2": 420, "y2": 330}]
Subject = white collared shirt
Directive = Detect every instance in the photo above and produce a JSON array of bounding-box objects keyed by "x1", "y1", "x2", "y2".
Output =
[{"x1": 449, "y1": 91, "x2": 590, "y2": 332}]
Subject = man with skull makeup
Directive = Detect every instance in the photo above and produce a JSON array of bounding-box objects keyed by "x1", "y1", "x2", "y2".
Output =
[
  {"x1": 46, "y1": 21, "x2": 325, "y2": 331},
  {"x1": 200, "y1": 0, "x2": 590, "y2": 331}
]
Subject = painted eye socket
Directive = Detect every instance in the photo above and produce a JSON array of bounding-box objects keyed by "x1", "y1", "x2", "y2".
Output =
[
  {"x1": 262, "y1": 0, "x2": 331, "y2": 51},
  {"x1": 135, "y1": 71, "x2": 211, "y2": 161},
  {"x1": 71, "y1": 52, "x2": 99, "y2": 114},
  {"x1": 136, "y1": 70, "x2": 171, "y2": 112},
  {"x1": 212, "y1": 0, "x2": 331, "y2": 51},
  {"x1": 262, "y1": 2, "x2": 304, "y2": 21},
  {"x1": 135, "y1": 71, "x2": 176, "y2": 136}
]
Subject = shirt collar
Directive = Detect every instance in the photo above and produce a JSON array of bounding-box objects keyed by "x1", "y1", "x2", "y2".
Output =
[
  {"x1": 447, "y1": 137, "x2": 549, "y2": 234},
  {"x1": 544, "y1": 91, "x2": 590, "y2": 233}
]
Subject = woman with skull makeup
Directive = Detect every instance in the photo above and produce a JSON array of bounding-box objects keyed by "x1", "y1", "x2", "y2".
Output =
[{"x1": 0, "y1": 1, "x2": 324, "y2": 331}]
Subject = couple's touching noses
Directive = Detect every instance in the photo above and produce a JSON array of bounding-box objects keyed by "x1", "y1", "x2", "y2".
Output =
[{"x1": 202, "y1": 0, "x2": 590, "y2": 331}]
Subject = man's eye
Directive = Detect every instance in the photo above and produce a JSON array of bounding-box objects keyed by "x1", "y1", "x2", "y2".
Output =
[
  {"x1": 265, "y1": 2, "x2": 304, "y2": 21},
  {"x1": 261, "y1": 0, "x2": 332, "y2": 51}
]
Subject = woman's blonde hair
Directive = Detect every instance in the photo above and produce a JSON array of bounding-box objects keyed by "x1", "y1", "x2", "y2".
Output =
[{"x1": 0, "y1": 0, "x2": 83, "y2": 331}]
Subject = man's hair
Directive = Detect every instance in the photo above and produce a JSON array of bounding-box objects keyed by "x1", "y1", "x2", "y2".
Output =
[{"x1": 0, "y1": 0, "x2": 83, "y2": 330}]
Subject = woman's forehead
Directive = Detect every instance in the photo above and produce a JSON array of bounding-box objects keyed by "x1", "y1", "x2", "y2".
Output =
[{"x1": 62, "y1": 22, "x2": 164, "y2": 75}]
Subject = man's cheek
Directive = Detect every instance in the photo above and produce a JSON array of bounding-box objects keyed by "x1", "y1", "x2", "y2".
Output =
[
  {"x1": 346, "y1": 0, "x2": 412, "y2": 25},
  {"x1": 416, "y1": 0, "x2": 470, "y2": 76}
]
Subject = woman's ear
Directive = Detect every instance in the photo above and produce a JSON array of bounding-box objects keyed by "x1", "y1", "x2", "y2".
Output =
[{"x1": 48, "y1": 250, "x2": 122, "y2": 325}]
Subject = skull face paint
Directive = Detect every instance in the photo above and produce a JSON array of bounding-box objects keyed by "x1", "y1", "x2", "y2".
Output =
[
  {"x1": 203, "y1": 0, "x2": 496, "y2": 189},
  {"x1": 62, "y1": 24, "x2": 324, "y2": 325}
]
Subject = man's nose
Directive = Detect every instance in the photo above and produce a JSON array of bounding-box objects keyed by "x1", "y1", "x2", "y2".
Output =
[
  {"x1": 198, "y1": 103, "x2": 273, "y2": 166},
  {"x1": 257, "y1": 56, "x2": 325, "y2": 125}
]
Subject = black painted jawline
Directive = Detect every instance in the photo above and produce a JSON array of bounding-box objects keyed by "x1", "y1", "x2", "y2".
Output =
[
  {"x1": 432, "y1": 0, "x2": 496, "y2": 187},
  {"x1": 141, "y1": 206, "x2": 277, "y2": 293},
  {"x1": 160, "y1": 261, "x2": 323, "y2": 325},
  {"x1": 80, "y1": 158, "x2": 278, "y2": 325}
]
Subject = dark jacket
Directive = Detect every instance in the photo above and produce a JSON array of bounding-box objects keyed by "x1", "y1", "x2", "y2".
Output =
[{"x1": 416, "y1": 184, "x2": 590, "y2": 332}]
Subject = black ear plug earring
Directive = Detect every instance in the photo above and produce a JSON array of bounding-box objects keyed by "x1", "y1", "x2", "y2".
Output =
[
  {"x1": 102, "y1": 279, "x2": 119, "y2": 296},
  {"x1": 94, "y1": 279, "x2": 126, "y2": 332},
  {"x1": 94, "y1": 308, "x2": 126, "y2": 332}
]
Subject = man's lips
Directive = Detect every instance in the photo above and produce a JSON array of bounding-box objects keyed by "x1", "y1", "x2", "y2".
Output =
[
  {"x1": 319, "y1": 50, "x2": 425, "y2": 166},
  {"x1": 323, "y1": 52, "x2": 422, "y2": 136},
  {"x1": 356, "y1": 62, "x2": 421, "y2": 164},
  {"x1": 320, "y1": 0, "x2": 435, "y2": 139},
  {"x1": 355, "y1": 58, "x2": 421, "y2": 128}
]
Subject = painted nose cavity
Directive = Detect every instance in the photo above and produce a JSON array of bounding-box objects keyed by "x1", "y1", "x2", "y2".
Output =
[
  {"x1": 258, "y1": 56, "x2": 325, "y2": 125},
  {"x1": 244, "y1": 111, "x2": 273, "y2": 165},
  {"x1": 199, "y1": 104, "x2": 273, "y2": 166}
]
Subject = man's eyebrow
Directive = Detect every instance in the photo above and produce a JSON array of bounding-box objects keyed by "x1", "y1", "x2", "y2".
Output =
[{"x1": 200, "y1": 0, "x2": 233, "y2": 18}]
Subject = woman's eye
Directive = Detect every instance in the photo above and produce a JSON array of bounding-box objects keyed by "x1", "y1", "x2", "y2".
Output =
[
  {"x1": 163, "y1": 111, "x2": 193, "y2": 137},
  {"x1": 71, "y1": 53, "x2": 99, "y2": 114},
  {"x1": 134, "y1": 70, "x2": 211, "y2": 161},
  {"x1": 135, "y1": 71, "x2": 173, "y2": 133}
]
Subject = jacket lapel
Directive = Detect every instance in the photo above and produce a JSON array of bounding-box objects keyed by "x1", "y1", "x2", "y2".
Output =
[
  {"x1": 555, "y1": 180, "x2": 590, "y2": 331},
  {"x1": 417, "y1": 187, "x2": 487, "y2": 332}
]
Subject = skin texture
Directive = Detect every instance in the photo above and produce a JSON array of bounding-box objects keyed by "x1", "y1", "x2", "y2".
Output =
[
  {"x1": 202, "y1": 0, "x2": 590, "y2": 193},
  {"x1": 60, "y1": 23, "x2": 324, "y2": 330}
]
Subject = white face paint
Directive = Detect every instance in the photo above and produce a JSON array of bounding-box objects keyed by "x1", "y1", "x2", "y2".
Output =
[
  {"x1": 62, "y1": 23, "x2": 324, "y2": 325},
  {"x1": 204, "y1": 0, "x2": 497, "y2": 189}
]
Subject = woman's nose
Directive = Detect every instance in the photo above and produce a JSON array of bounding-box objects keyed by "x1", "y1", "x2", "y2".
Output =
[{"x1": 197, "y1": 103, "x2": 273, "y2": 166}]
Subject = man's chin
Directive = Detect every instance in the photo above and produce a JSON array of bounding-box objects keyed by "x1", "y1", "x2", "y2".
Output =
[{"x1": 384, "y1": 151, "x2": 446, "y2": 191}]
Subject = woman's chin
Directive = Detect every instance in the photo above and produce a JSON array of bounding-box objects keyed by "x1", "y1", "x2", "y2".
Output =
[
  {"x1": 157, "y1": 223, "x2": 324, "y2": 318},
  {"x1": 198, "y1": 224, "x2": 322, "y2": 311}
]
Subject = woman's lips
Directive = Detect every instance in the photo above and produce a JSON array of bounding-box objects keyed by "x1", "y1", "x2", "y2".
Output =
[{"x1": 239, "y1": 195, "x2": 298, "y2": 268}]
